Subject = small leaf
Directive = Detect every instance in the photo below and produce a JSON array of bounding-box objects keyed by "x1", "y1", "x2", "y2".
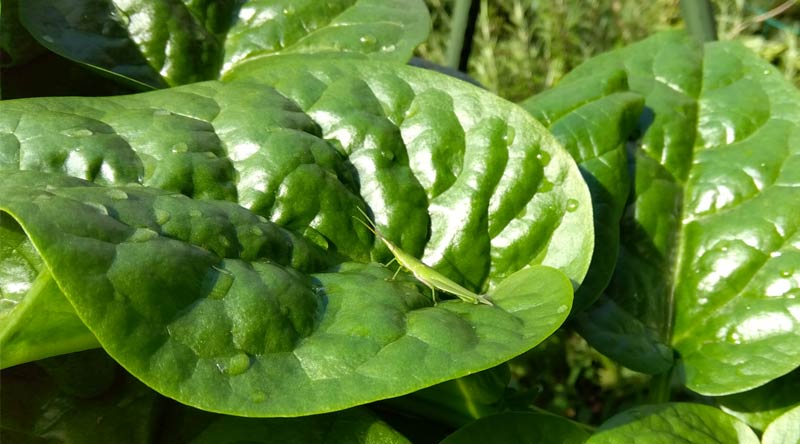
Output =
[
  {"x1": 761, "y1": 405, "x2": 800, "y2": 444},
  {"x1": 716, "y1": 370, "x2": 800, "y2": 432},
  {"x1": 586, "y1": 403, "x2": 759, "y2": 444}
]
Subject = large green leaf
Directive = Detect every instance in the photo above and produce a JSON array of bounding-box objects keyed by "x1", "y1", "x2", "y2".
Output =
[
  {"x1": 1, "y1": 57, "x2": 593, "y2": 290},
  {"x1": 440, "y1": 412, "x2": 590, "y2": 444},
  {"x1": 586, "y1": 403, "x2": 758, "y2": 444},
  {"x1": 15, "y1": 0, "x2": 430, "y2": 88},
  {"x1": 0, "y1": 58, "x2": 591, "y2": 415},
  {"x1": 0, "y1": 171, "x2": 574, "y2": 416},
  {"x1": 567, "y1": 31, "x2": 800, "y2": 394},
  {"x1": 521, "y1": 68, "x2": 643, "y2": 313}
]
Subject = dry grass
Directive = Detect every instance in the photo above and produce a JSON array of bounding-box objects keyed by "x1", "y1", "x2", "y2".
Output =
[{"x1": 416, "y1": 0, "x2": 800, "y2": 101}]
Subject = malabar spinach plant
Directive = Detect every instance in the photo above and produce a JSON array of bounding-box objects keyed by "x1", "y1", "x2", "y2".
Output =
[{"x1": 0, "y1": 1, "x2": 798, "y2": 443}]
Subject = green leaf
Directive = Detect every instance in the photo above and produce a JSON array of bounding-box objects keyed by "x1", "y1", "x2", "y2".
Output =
[
  {"x1": 1, "y1": 57, "x2": 593, "y2": 290},
  {"x1": 568, "y1": 31, "x2": 800, "y2": 393},
  {"x1": 0, "y1": 170, "x2": 575, "y2": 416},
  {"x1": 440, "y1": 412, "x2": 590, "y2": 444},
  {"x1": 16, "y1": 0, "x2": 431, "y2": 88},
  {"x1": 761, "y1": 405, "x2": 800, "y2": 444},
  {"x1": 0, "y1": 59, "x2": 591, "y2": 415},
  {"x1": 0, "y1": 350, "x2": 159, "y2": 444},
  {"x1": 521, "y1": 68, "x2": 643, "y2": 312},
  {"x1": 586, "y1": 403, "x2": 759, "y2": 444},
  {"x1": 225, "y1": 56, "x2": 594, "y2": 289},
  {"x1": 0, "y1": 0, "x2": 46, "y2": 67},
  {"x1": 717, "y1": 370, "x2": 800, "y2": 433}
]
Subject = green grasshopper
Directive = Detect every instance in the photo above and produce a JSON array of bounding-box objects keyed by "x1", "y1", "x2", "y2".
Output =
[{"x1": 355, "y1": 208, "x2": 493, "y2": 306}]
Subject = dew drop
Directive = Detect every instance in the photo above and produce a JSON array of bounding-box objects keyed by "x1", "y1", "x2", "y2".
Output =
[
  {"x1": 504, "y1": 127, "x2": 516, "y2": 145},
  {"x1": 107, "y1": 189, "x2": 128, "y2": 200},
  {"x1": 729, "y1": 332, "x2": 742, "y2": 344},
  {"x1": 282, "y1": 6, "x2": 294, "y2": 15},
  {"x1": 380, "y1": 44, "x2": 396, "y2": 52},
  {"x1": 155, "y1": 209, "x2": 171, "y2": 225},
  {"x1": 129, "y1": 228, "x2": 159, "y2": 243},
  {"x1": 539, "y1": 180, "x2": 553, "y2": 193},
  {"x1": 536, "y1": 151, "x2": 551, "y2": 165},
  {"x1": 61, "y1": 128, "x2": 94, "y2": 137},
  {"x1": 208, "y1": 266, "x2": 235, "y2": 300},
  {"x1": 221, "y1": 353, "x2": 251, "y2": 376},
  {"x1": 250, "y1": 390, "x2": 267, "y2": 403},
  {"x1": 171, "y1": 142, "x2": 189, "y2": 153},
  {"x1": 780, "y1": 270, "x2": 792, "y2": 278},
  {"x1": 359, "y1": 35, "x2": 376, "y2": 46},
  {"x1": 566, "y1": 199, "x2": 579, "y2": 212},
  {"x1": 86, "y1": 202, "x2": 109, "y2": 216},
  {"x1": 770, "y1": 251, "x2": 782, "y2": 258}
]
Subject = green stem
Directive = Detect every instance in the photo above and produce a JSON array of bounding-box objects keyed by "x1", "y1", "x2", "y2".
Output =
[
  {"x1": 445, "y1": 0, "x2": 479, "y2": 71},
  {"x1": 680, "y1": 0, "x2": 718, "y2": 42},
  {"x1": 648, "y1": 365, "x2": 674, "y2": 404}
]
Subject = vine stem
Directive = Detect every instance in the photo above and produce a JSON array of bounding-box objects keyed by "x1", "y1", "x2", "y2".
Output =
[
  {"x1": 446, "y1": 0, "x2": 480, "y2": 71},
  {"x1": 680, "y1": 0, "x2": 718, "y2": 42}
]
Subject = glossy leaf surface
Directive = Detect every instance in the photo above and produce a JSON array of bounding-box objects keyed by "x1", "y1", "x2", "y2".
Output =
[
  {"x1": 440, "y1": 412, "x2": 590, "y2": 444},
  {"x1": 761, "y1": 405, "x2": 800, "y2": 444},
  {"x1": 1, "y1": 57, "x2": 593, "y2": 289},
  {"x1": 0, "y1": 169, "x2": 574, "y2": 416},
  {"x1": 521, "y1": 68, "x2": 643, "y2": 312},
  {"x1": 586, "y1": 403, "x2": 758, "y2": 444},
  {"x1": 567, "y1": 31, "x2": 800, "y2": 393},
  {"x1": 16, "y1": 0, "x2": 430, "y2": 88}
]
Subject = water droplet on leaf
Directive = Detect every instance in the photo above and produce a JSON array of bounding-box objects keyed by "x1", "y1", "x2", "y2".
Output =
[
  {"x1": 107, "y1": 189, "x2": 128, "y2": 200},
  {"x1": 87, "y1": 202, "x2": 109, "y2": 216},
  {"x1": 61, "y1": 128, "x2": 94, "y2": 137},
  {"x1": 566, "y1": 199, "x2": 579, "y2": 212},
  {"x1": 155, "y1": 209, "x2": 171, "y2": 225},
  {"x1": 171, "y1": 142, "x2": 189, "y2": 153},
  {"x1": 223, "y1": 353, "x2": 251, "y2": 376},
  {"x1": 129, "y1": 228, "x2": 159, "y2": 243},
  {"x1": 536, "y1": 151, "x2": 551, "y2": 165},
  {"x1": 504, "y1": 127, "x2": 516, "y2": 145},
  {"x1": 359, "y1": 35, "x2": 376, "y2": 46}
]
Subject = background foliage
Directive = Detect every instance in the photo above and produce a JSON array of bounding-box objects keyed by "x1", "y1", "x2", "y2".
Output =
[{"x1": 417, "y1": 0, "x2": 800, "y2": 101}]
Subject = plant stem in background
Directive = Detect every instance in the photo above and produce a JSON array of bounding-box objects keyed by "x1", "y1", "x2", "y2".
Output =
[
  {"x1": 446, "y1": 0, "x2": 480, "y2": 71},
  {"x1": 681, "y1": 0, "x2": 718, "y2": 41}
]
